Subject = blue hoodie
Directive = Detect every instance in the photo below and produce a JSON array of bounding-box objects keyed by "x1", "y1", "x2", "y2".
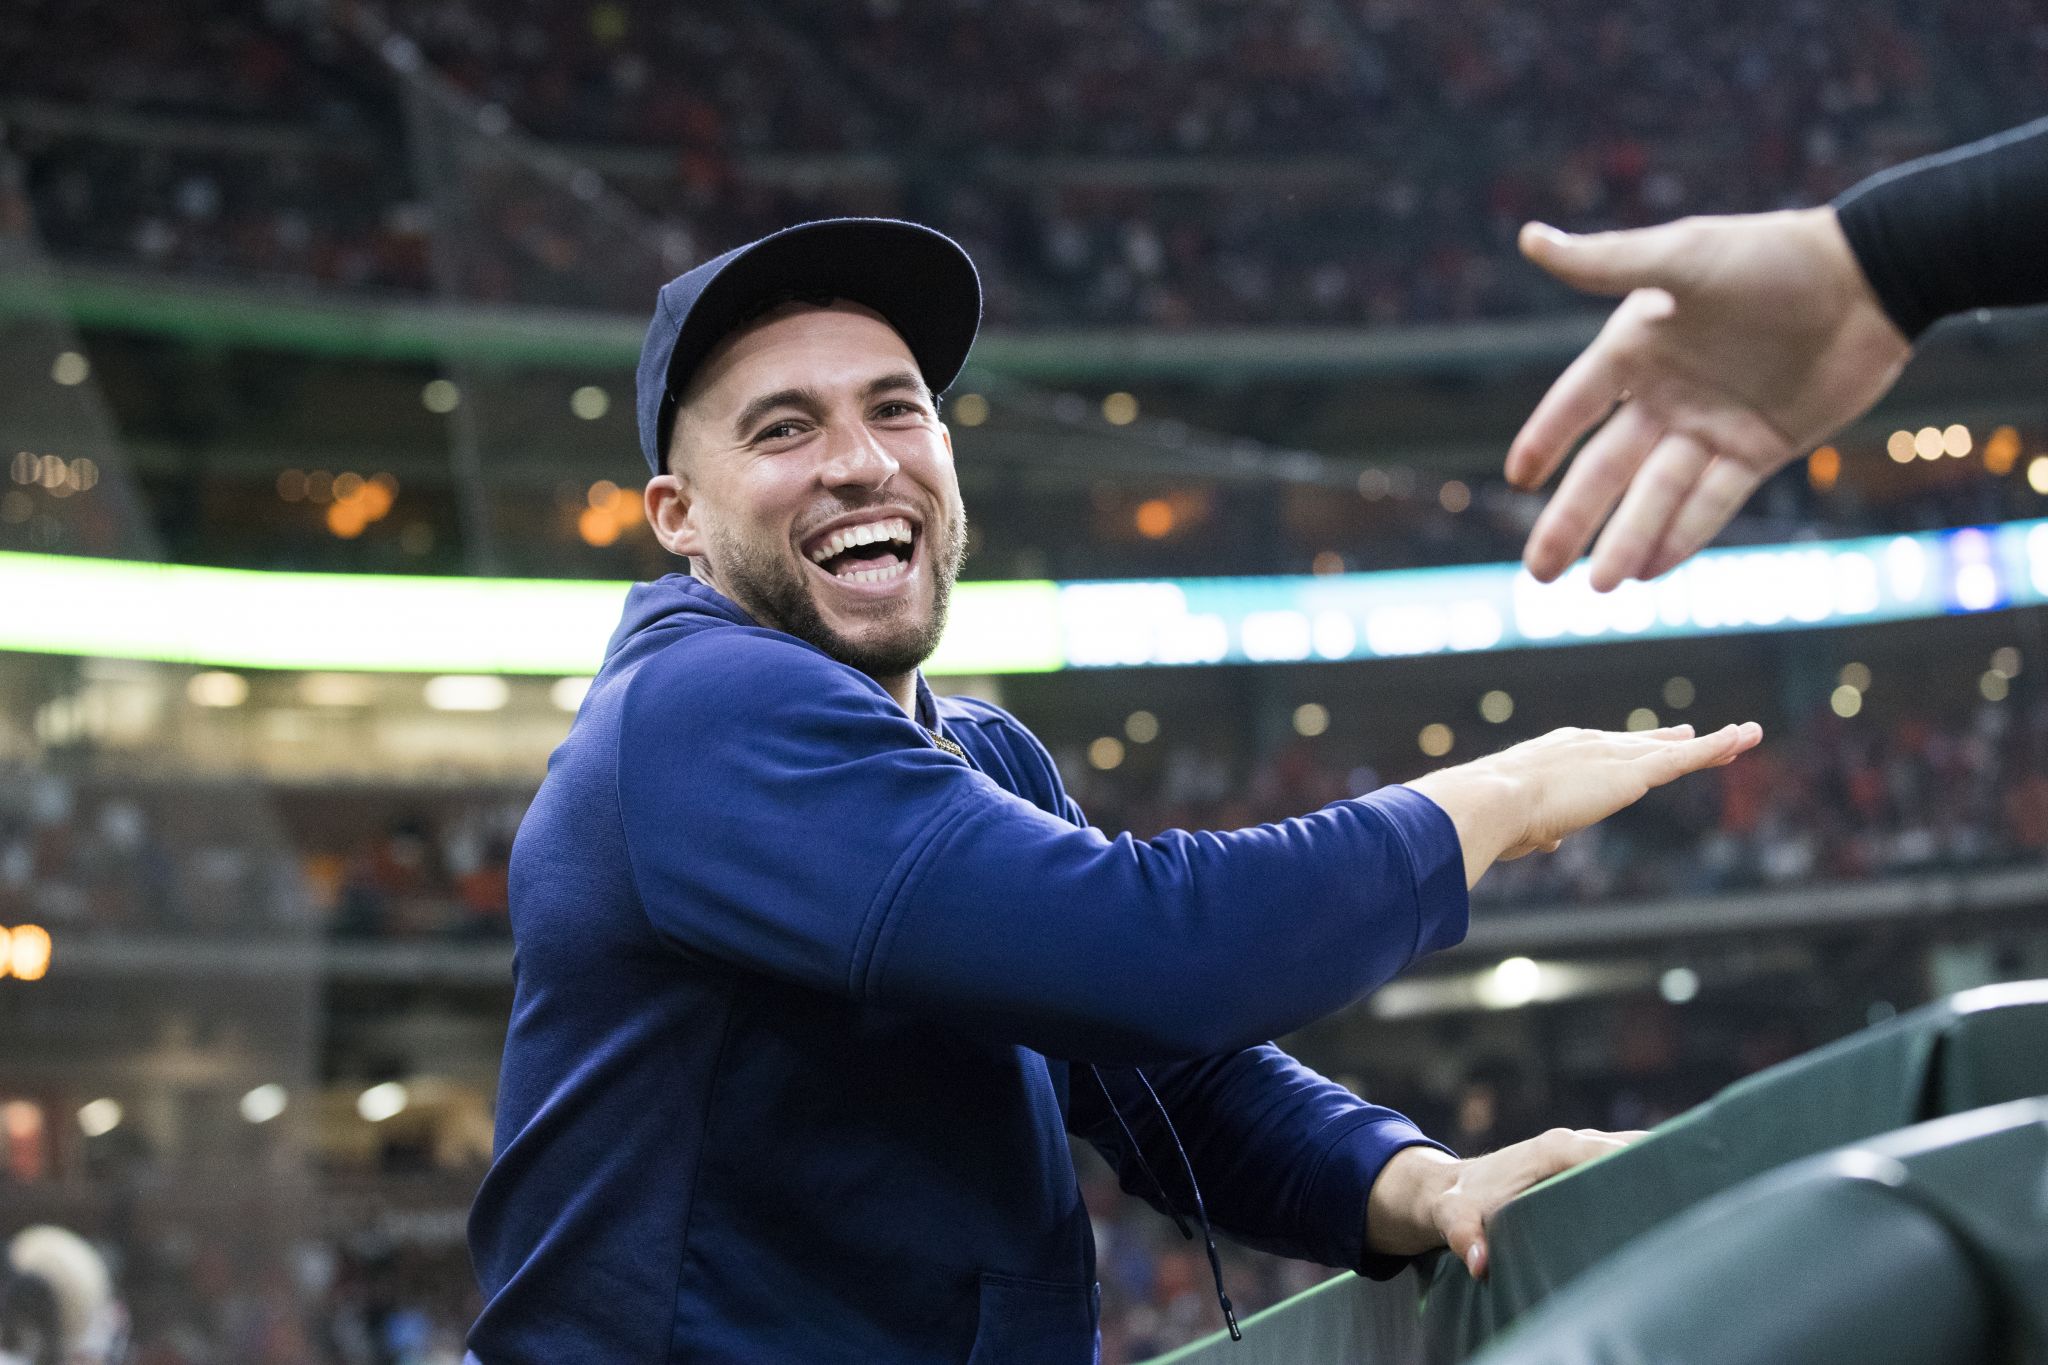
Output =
[{"x1": 466, "y1": 575, "x2": 1470, "y2": 1364}]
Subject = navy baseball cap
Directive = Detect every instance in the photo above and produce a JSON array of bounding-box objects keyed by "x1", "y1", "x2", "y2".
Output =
[{"x1": 635, "y1": 218, "x2": 983, "y2": 474}]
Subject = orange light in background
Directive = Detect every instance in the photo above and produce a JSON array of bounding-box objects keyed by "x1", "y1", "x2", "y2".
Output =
[
  {"x1": 7, "y1": 925, "x2": 50, "y2": 982},
  {"x1": 277, "y1": 469, "x2": 307, "y2": 501},
  {"x1": 578, "y1": 505, "x2": 622, "y2": 547},
  {"x1": 574, "y1": 485, "x2": 642, "y2": 546},
  {"x1": 1807, "y1": 445, "x2": 1840, "y2": 491},
  {"x1": 1134, "y1": 499, "x2": 1175, "y2": 539},
  {"x1": 1311, "y1": 551, "x2": 1345, "y2": 575},
  {"x1": 326, "y1": 502, "x2": 369, "y2": 539},
  {"x1": 1985, "y1": 426, "x2": 2022, "y2": 476},
  {"x1": 606, "y1": 485, "x2": 642, "y2": 530},
  {"x1": 1438, "y1": 480, "x2": 1471, "y2": 514},
  {"x1": 321, "y1": 470, "x2": 399, "y2": 538}
]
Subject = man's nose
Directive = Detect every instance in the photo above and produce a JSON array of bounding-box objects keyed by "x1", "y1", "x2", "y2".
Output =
[{"x1": 818, "y1": 422, "x2": 900, "y2": 490}]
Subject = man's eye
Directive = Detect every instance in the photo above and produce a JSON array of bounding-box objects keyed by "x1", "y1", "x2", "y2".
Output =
[
  {"x1": 875, "y1": 401, "x2": 924, "y2": 420},
  {"x1": 756, "y1": 421, "x2": 804, "y2": 441}
]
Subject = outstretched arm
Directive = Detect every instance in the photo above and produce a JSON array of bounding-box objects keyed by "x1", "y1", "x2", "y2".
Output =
[{"x1": 1509, "y1": 115, "x2": 2048, "y2": 591}]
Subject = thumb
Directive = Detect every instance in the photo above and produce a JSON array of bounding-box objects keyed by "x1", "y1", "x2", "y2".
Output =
[
  {"x1": 1443, "y1": 1210, "x2": 1488, "y2": 1279},
  {"x1": 1519, "y1": 221, "x2": 1682, "y2": 297}
]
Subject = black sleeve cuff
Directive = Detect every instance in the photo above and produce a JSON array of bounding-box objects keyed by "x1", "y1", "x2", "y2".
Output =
[{"x1": 1833, "y1": 115, "x2": 2048, "y2": 340}]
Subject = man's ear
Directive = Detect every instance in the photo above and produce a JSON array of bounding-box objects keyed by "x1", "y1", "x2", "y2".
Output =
[{"x1": 644, "y1": 471, "x2": 705, "y2": 560}]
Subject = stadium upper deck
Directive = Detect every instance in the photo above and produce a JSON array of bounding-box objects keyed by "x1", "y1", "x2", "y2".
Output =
[{"x1": 5, "y1": 0, "x2": 2043, "y2": 325}]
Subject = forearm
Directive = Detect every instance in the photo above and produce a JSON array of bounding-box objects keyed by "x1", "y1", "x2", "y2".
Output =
[{"x1": 1835, "y1": 115, "x2": 2048, "y2": 338}]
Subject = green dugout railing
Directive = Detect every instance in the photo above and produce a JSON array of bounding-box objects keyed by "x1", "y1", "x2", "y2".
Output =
[
  {"x1": 1138, "y1": 979, "x2": 2048, "y2": 1365},
  {"x1": 1467, "y1": 1097, "x2": 2048, "y2": 1364}
]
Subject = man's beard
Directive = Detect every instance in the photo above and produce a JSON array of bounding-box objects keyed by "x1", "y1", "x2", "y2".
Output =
[{"x1": 701, "y1": 506, "x2": 968, "y2": 679}]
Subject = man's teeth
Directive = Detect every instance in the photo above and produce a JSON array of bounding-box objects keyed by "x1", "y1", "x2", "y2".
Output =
[
  {"x1": 837, "y1": 558, "x2": 909, "y2": 583},
  {"x1": 807, "y1": 517, "x2": 915, "y2": 564}
]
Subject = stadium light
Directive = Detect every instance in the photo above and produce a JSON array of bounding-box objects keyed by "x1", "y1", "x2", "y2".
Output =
[
  {"x1": 357, "y1": 1082, "x2": 409, "y2": 1123},
  {"x1": 50, "y1": 351, "x2": 89, "y2": 386},
  {"x1": 187, "y1": 670, "x2": 249, "y2": 707},
  {"x1": 551, "y1": 676, "x2": 594, "y2": 712},
  {"x1": 5, "y1": 925, "x2": 52, "y2": 981},
  {"x1": 240, "y1": 1084, "x2": 288, "y2": 1124},
  {"x1": 76, "y1": 1099, "x2": 121, "y2": 1138},
  {"x1": 1477, "y1": 957, "x2": 1542, "y2": 1009},
  {"x1": 1292, "y1": 702, "x2": 1330, "y2": 737},
  {"x1": 425, "y1": 675, "x2": 510, "y2": 711},
  {"x1": 1659, "y1": 967, "x2": 1701, "y2": 1003},
  {"x1": 1087, "y1": 737, "x2": 1125, "y2": 771}
]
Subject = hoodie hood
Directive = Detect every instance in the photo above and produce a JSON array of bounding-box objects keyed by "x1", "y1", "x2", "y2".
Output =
[{"x1": 602, "y1": 573, "x2": 756, "y2": 673}]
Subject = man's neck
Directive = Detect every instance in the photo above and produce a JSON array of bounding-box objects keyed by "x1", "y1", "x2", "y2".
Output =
[{"x1": 874, "y1": 672, "x2": 915, "y2": 717}]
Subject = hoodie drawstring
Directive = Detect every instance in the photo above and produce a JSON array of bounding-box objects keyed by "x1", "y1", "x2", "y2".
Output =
[{"x1": 1086, "y1": 1065, "x2": 1241, "y2": 1342}]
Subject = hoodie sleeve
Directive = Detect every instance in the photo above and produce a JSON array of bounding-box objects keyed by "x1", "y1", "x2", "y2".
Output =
[
  {"x1": 1072, "y1": 1053, "x2": 1451, "y2": 1276},
  {"x1": 616, "y1": 630, "x2": 1467, "y2": 1063}
]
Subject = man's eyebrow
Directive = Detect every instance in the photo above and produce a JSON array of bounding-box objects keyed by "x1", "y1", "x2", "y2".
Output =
[
  {"x1": 730, "y1": 386, "x2": 824, "y2": 440},
  {"x1": 864, "y1": 371, "x2": 932, "y2": 403},
  {"x1": 729, "y1": 373, "x2": 932, "y2": 439}
]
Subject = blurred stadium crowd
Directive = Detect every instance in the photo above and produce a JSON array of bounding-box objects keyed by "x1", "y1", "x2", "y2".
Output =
[{"x1": 7, "y1": 0, "x2": 2047, "y2": 324}]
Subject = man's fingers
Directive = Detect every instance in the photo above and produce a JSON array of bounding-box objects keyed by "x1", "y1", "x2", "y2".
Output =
[
  {"x1": 1640, "y1": 455, "x2": 1768, "y2": 579},
  {"x1": 1586, "y1": 430, "x2": 1714, "y2": 591},
  {"x1": 1517, "y1": 222, "x2": 1683, "y2": 298},
  {"x1": 1643, "y1": 722, "x2": 1762, "y2": 782},
  {"x1": 1438, "y1": 1203, "x2": 1488, "y2": 1279},
  {"x1": 1505, "y1": 343, "x2": 1625, "y2": 495},
  {"x1": 1522, "y1": 402, "x2": 1666, "y2": 583},
  {"x1": 1531, "y1": 1128, "x2": 1635, "y2": 1180}
]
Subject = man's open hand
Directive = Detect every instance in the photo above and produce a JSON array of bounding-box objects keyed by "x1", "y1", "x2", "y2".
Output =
[
  {"x1": 1366, "y1": 1129, "x2": 1645, "y2": 1276},
  {"x1": 1406, "y1": 722, "x2": 1762, "y2": 888},
  {"x1": 1507, "y1": 208, "x2": 1912, "y2": 590}
]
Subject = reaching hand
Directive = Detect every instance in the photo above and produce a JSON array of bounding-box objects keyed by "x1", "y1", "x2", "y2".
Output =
[
  {"x1": 1506, "y1": 208, "x2": 1912, "y2": 591},
  {"x1": 1407, "y1": 722, "x2": 1762, "y2": 888},
  {"x1": 1367, "y1": 1129, "x2": 1646, "y2": 1275}
]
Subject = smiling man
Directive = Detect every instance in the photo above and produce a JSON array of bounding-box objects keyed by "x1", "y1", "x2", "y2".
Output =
[{"x1": 464, "y1": 219, "x2": 1760, "y2": 1365}]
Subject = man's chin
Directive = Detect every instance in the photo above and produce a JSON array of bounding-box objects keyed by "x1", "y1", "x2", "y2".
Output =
[{"x1": 812, "y1": 607, "x2": 939, "y2": 677}]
